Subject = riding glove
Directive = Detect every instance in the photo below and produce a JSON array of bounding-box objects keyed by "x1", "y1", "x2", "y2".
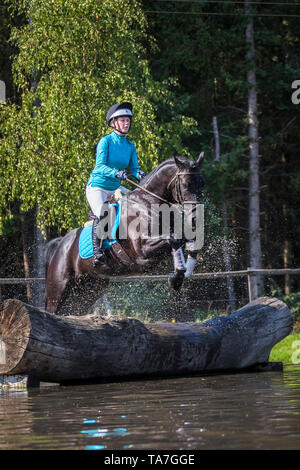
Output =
[
  {"x1": 138, "y1": 170, "x2": 146, "y2": 179},
  {"x1": 115, "y1": 170, "x2": 128, "y2": 180}
]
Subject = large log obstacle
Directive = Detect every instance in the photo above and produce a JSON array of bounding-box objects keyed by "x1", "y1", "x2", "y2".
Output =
[{"x1": 0, "y1": 297, "x2": 293, "y2": 384}]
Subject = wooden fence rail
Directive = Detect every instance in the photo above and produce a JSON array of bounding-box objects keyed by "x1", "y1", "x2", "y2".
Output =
[{"x1": 0, "y1": 268, "x2": 299, "y2": 304}]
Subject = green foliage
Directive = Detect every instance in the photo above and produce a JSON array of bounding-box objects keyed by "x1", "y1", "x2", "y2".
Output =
[
  {"x1": 201, "y1": 148, "x2": 248, "y2": 205},
  {"x1": 269, "y1": 333, "x2": 300, "y2": 364},
  {"x1": 0, "y1": 0, "x2": 197, "y2": 233},
  {"x1": 269, "y1": 284, "x2": 300, "y2": 323},
  {"x1": 1, "y1": 0, "x2": 300, "y2": 293},
  {"x1": 103, "y1": 279, "x2": 188, "y2": 323},
  {"x1": 103, "y1": 281, "x2": 225, "y2": 324},
  {"x1": 194, "y1": 309, "x2": 224, "y2": 323},
  {"x1": 143, "y1": 1, "x2": 300, "y2": 283}
]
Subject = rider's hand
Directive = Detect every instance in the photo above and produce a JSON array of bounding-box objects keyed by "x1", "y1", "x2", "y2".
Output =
[
  {"x1": 115, "y1": 170, "x2": 128, "y2": 180},
  {"x1": 138, "y1": 170, "x2": 146, "y2": 179}
]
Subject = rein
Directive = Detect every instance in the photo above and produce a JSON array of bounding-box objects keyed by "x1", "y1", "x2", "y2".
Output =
[
  {"x1": 127, "y1": 171, "x2": 202, "y2": 210},
  {"x1": 126, "y1": 177, "x2": 171, "y2": 205}
]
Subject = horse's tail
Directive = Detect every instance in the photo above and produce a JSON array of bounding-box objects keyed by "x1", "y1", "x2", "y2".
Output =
[{"x1": 45, "y1": 237, "x2": 62, "y2": 276}]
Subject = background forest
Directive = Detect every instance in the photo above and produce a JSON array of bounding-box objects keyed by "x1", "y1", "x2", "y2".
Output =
[{"x1": 0, "y1": 0, "x2": 299, "y2": 320}]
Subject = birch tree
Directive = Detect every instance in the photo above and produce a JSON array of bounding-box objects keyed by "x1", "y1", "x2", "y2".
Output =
[{"x1": 245, "y1": 1, "x2": 263, "y2": 298}]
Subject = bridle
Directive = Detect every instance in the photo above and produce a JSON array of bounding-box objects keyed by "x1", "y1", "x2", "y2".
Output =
[
  {"x1": 166, "y1": 172, "x2": 202, "y2": 206},
  {"x1": 127, "y1": 170, "x2": 202, "y2": 211}
]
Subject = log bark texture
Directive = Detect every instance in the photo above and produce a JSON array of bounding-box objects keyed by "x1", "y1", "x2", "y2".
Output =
[{"x1": 0, "y1": 297, "x2": 293, "y2": 383}]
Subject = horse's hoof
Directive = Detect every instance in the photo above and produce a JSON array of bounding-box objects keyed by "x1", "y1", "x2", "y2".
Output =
[{"x1": 168, "y1": 270, "x2": 185, "y2": 291}]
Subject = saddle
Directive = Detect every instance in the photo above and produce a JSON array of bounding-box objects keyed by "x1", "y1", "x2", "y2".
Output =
[{"x1": 80, "y1": 190, "x2": 137, "y2": 270}]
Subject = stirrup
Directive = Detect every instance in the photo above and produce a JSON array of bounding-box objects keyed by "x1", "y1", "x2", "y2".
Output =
[{"x1": 93, "y1": 248, "x2": 105, "y2": 264}]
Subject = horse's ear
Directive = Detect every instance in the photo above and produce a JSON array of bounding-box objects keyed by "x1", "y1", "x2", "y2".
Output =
[
  {"x1": 173, "y1": 156, "x2": 185, "y2": 170},
  {"x1": 197, "y1": 152, "x2": 204, "y2": 166}
]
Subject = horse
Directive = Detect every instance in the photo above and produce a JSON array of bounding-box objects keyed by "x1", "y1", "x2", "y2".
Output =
[{"x1": 45, "y1": 154, "x2": 205, "y2": 316}]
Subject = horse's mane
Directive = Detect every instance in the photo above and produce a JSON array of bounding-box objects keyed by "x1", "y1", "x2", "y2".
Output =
[{"x1": 138, "y1": 156, "x2": 192, "y2": 187}]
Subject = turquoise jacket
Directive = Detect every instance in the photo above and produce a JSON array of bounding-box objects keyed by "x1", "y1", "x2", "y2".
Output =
[{"x1": 87, "y1": 131, "x2": 140, "y2": 191}]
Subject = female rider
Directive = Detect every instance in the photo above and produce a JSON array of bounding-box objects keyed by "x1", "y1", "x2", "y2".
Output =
[{"x1": 86, "y1": 102, "x2": 145, "y2": 264}]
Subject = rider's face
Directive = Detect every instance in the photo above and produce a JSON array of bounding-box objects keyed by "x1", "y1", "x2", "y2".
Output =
[{"x1": 114, "y1": 116, "x2": 131, "y2": 134}]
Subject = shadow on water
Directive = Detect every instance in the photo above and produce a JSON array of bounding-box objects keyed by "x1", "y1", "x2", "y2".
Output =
[{"x1": 0, "y1": 365, "x2": 300, "y2": 450}]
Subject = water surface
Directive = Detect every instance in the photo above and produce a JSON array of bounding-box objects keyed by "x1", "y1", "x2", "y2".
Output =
[{"x1": 0, "y1": 365, "x2": 300, "y2": 450}]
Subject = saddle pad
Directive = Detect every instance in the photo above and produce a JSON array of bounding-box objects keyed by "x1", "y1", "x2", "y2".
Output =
[
  {"x1": 79, "y1": 201, "x2": 121, "y2": 260},
  {"x1": 78, "y1": 225, "x2": 94, "y2": 259}
]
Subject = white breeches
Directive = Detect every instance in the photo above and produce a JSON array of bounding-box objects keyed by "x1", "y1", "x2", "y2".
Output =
[{"x1": 85, "y1": 185, "x2": 115, "y2": 218}]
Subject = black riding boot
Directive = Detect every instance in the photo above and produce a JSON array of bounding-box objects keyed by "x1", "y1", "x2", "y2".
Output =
[{"x1": 92, "y1": 217, "x2": 105, "y2": 265}]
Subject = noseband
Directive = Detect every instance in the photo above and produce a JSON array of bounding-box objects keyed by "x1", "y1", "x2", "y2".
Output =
[{"x1": 167, "y1": 171, "x2": 202, "y2": 206}]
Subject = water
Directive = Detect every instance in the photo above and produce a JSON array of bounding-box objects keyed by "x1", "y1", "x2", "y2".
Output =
[{"x1": 0, "y1": 365, "x2": 300, "y2": 450}]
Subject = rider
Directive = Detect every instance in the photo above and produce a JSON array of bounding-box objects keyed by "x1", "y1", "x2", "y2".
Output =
[{"x1": 86, "y1": 102, "x2": 146, "y2": 264}]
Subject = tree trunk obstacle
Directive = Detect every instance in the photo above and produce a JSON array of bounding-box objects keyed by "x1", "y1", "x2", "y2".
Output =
[{"x1": 0, "y1": 297, "x2": 293, "y2": 384}]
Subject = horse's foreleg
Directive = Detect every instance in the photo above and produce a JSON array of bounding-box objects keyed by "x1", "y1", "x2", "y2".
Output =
[
  {"x1": 184, "y1": 254, "x2": 198, "y2": 278},
  {"x1": 168, "y1": 247, "x2": 186, "y2": 291},
  {"x1": 140, "y1": 236, "x2": 169, "y2": 259},
  {"x1": 172, "y1": 246, "x2": 186, "y2": 272},
  {"x1": 184, "y1": 240, "x2": 201, "y2": 278},
  {"x1": 141, "y1": 235, "x2": 184, "y2": 258},
  {"x1": 140, "y1": 237, "x2": 186, "y2": 291}
]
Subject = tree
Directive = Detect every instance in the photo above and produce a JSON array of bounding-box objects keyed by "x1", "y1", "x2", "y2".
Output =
[
  {"x1": 143, "y1": 0, "x2": 300, "y2": 283},
  {"x1": 0, "y1": 0, "x2": 197, "y2": 233},
  {"x1": 245, "y1": 0, "x2": 263, "y2": 298}
]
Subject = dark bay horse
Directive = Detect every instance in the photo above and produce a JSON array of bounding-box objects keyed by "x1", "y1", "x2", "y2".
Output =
[{"x1": 45, "y1": 154, "x2": 205, "y2": 315}]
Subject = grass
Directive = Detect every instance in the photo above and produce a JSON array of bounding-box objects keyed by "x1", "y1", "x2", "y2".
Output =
[{"x1": 269, "y1": 332, "x2": 300, "y2": 364}]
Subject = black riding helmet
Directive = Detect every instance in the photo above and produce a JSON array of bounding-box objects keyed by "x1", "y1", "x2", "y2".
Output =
[{"x1": 106, "y1": 102, "x2": 133, "y2": 133}]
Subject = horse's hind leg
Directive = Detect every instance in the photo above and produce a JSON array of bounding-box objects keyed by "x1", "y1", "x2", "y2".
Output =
[{"x1": 45, "y1": 265, "x2": 71, "y2": 314}]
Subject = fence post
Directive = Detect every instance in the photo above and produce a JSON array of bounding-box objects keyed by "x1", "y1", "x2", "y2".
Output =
[
  {"x1": 247, "y1": 267, "x2": 259, "y2": 302},
  {"x1": 247, "y1": 268, "x2": 252, "y2": 302}
]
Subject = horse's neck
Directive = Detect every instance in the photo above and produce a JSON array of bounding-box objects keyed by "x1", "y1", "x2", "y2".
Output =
[{"x1": 130, "y1": 162, "x2": 175, "y2": 204}]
